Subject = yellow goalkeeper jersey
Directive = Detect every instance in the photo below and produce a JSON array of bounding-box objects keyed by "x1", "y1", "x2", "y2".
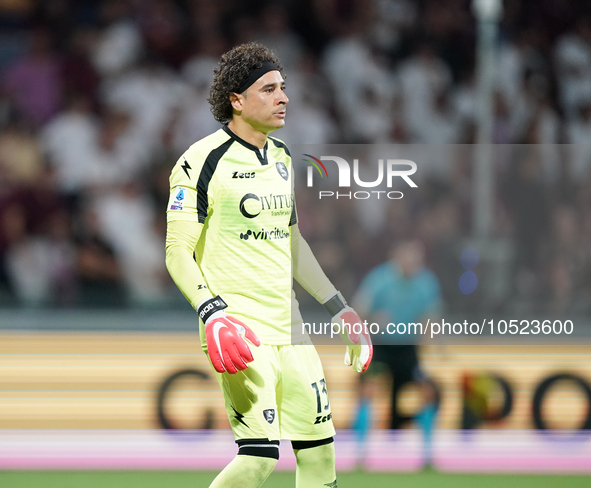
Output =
[{"x1": 167, "y1": 126, "x2": 303, "y2": 344}]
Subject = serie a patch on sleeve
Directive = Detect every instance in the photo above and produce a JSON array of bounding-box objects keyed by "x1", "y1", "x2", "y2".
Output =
[{"x1": 170, "y1": 187, "x2": 187, "y2": 210}]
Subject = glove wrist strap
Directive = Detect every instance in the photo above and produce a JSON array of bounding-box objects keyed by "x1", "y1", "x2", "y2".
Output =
[
  {"x1": 198, "y1": 295, "x2": 228, "y2": 323},
  {"x1": 323, "y1": 291, "x2": 347, "y2": 316}
]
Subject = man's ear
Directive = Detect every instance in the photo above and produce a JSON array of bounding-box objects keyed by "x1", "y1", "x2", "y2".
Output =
[{"x1": 229, "y1": 92, "x2": 244, "y2": 112}]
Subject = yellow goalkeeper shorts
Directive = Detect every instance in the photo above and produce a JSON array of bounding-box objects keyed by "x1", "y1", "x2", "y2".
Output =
[{"x1": 206, "y1": 339, "x2": 336, "y2": 442}]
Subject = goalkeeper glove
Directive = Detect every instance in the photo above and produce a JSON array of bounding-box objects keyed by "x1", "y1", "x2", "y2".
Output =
[
  {"x1": 198, "y1": 296, "x2": 260, "y2": 374},
  {"x1": 324, "y1": 292, "x2": 373, "y2": 373}
]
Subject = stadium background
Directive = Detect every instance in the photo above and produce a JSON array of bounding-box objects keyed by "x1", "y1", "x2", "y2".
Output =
[{"x1": 1, "y1": 0, "x2": 591, "y2": 486}]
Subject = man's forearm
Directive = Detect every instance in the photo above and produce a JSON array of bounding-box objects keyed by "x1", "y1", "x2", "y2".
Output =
[
  {"x1": 165, "y1": 219, "x2": 212, "y2": 309},
  {"x1": 291, "y1": 224, "x2": 337, "y2": 304}
]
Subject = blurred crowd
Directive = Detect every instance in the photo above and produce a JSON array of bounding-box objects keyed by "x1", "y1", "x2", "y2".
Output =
[{"x1": 1, "y1": 0, "x2": 591, "y2": 313}]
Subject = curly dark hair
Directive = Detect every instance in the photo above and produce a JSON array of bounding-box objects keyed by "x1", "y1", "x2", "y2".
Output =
[{"x1": 208, "y1": 42, "x2": 284, "y2": 124}]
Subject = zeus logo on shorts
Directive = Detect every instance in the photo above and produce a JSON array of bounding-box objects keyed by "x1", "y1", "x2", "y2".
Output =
[
  {"x1": 263, "y1": 409, "x2": 275, "y2": 424},
  {"x1": 314, "y1": 413, "x2": 332, "y2": 424}
]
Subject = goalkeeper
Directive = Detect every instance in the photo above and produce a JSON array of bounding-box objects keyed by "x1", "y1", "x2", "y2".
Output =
[{"x1": 165, "y1": 42, "x2": 372, "y2": 488}]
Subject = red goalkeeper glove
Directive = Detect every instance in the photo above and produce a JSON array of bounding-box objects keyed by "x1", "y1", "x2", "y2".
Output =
[
  {"x1": 324, "y1": 293, "x2": 373, "y2": 373},
  {"x1": 198, "y1": 296, "x2": 260, "y2": 374}
]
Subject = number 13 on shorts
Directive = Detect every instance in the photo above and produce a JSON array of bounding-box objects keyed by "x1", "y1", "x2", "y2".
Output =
[{"x1": 311, "y1": 378, "x2": 332, "y2": 425}]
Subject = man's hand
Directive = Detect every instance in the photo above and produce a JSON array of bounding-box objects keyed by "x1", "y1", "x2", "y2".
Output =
[
  {"x1": 198, "y1": 296, "x2": 260, "y2": 374},
  {"x1": 333, "y1": 306, "x2": 373, "y2": 373}
]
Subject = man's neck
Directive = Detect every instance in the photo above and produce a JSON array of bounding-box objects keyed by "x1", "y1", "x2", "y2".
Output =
[{"x1": 228, "y1": 118, "x2": 268, "y2": 149}]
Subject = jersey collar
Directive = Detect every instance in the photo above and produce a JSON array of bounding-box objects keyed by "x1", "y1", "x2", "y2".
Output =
[{"x1": 223, "y1": 125, "x2": 269, "y2": 165}]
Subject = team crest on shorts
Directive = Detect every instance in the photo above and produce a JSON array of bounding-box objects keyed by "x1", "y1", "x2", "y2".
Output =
[
  {"x1": 263, "y1": 408, "x2": 276, "y2": 424},
  {"x1": 275, "y1": 162, "x2": 288, "y2": 181}
]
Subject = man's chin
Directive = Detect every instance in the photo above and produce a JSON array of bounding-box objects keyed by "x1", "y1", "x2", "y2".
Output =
[
  {"x1": 252, "y1": 118, "x2": 285, "y2": 134},
  {"x1": 274, "y1": 118, "x2": 286, "y2": 128},
  {"x1": 264, "y1": 120, "x2": 286, "y2": 133}
]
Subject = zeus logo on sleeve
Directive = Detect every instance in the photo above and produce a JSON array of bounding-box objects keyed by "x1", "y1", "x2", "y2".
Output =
[{"x1": 170, "y1": 187, "x2": 186, "y2": 210}]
